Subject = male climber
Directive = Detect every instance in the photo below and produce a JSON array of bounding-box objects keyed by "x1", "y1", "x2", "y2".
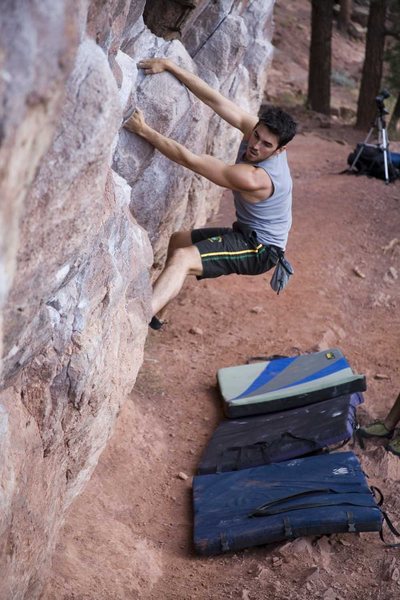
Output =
[{"x1": 124, "y1": 58, "x2": 297, "y2": 329}]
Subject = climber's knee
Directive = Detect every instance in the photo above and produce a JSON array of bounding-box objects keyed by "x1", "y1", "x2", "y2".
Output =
[
  {"x1": 168, "y1": 245, "x2": 203, "y2": 277},
  {"x1": 168, "y1": 231, "x2": 193, "y2": 254}
]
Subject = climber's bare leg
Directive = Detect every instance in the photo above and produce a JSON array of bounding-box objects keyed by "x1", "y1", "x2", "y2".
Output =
[
  {"x1": 166, "y1": 231, "x2": 193, "y2": 259},
  {"x1": 151, "y1": 244, "x2": 203, "y2": 317},
  {"x1": 156, "y1": 231, "x2": 194, "y2": 320}
]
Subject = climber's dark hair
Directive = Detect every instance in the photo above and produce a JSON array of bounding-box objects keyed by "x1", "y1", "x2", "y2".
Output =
[{"x1": 257, "y1": 106, "x2": 297, "y2": 148}]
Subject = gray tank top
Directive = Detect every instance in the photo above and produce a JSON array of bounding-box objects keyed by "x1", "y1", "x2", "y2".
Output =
[{"x1": 233, "y1": 139, "x2": 293, "y2": 249}]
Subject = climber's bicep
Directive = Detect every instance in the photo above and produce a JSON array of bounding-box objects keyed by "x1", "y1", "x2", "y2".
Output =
[{"x1": 186, "y1": 154, "x2": 269, "y2": 197}]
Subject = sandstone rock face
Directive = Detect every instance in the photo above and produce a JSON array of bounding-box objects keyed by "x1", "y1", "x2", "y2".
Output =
[
  {"x1": 0, "y1": 0, "x2": 80, "y2": 369},
  {"x1": 0, "y1": 1, "x2": 273, "y2": 597}
]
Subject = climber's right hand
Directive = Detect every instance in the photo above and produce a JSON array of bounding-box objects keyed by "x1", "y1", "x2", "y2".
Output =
[
  {"x1": 123, "y1": 108, "x2": 147, "y2": 136},
  {"x1": 137, "y1": 58, "x2": 170, "y2": 75}
]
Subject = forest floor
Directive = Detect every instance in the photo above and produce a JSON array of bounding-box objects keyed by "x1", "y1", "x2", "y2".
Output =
[{"x1": 42, "y1": 2, "x2": 400, "y2": 599}]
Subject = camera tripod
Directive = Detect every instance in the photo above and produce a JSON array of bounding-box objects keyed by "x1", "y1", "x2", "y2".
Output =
[{"x1": 349, "y1": 106, "x2": 394, "y2": 185}]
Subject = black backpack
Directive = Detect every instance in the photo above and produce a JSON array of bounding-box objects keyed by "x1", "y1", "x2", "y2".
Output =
[{"x1": 348, "y1": 144, "x2": 399, "y2": 182}]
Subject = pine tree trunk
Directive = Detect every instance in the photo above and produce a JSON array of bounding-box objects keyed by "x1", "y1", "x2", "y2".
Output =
[
  {"x1": 338, "y1": 0, "x2": 352, "y2": 33},
  {"x1": 388, "y1": 92, "x2": 400, "y2": 139},
  {"x1": 356, "y1": 0, "x2": 387, "y2": 130},
  {"x1": 307, "y1": 0, "x2": 334, "y2": 115}
]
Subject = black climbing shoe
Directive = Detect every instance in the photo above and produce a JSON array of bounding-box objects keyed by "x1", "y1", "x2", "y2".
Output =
[{"x1": 149, "y1": 316, "x2": 164, "y2": 330}]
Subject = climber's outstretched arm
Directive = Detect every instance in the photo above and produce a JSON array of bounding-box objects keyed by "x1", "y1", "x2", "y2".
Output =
[
  {"x1": 137, "y1": 58, "x2": 257, "y2": 138},
  {"x1": 124, "y1": 109, "x2": 271, "y2": 200}
]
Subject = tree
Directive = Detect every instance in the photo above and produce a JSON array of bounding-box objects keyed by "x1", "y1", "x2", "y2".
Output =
[
  {"x1": 356, "y1": 0, "x2": 387, "y2": 130},
  {"x1": 390, "y1": 94, "x2": 400, "y2": 137},
  {"x1": 338, "y1": 0, "x2": 352, "y2": 34},
  {"x1": 307, "y1": 0, "x2": 334, "y2": 115},
  {"x1": 385, "y1": 0, "x2": 400, "y2": 137}
]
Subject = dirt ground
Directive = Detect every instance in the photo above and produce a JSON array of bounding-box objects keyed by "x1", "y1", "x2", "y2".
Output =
[{"x1": 42, "y1": 3, "x2": 400, "y2": 600}]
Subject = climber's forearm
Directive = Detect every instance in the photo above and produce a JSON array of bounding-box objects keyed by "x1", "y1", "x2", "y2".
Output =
[
  {"x1": 124, "y1": 109, "x2": 195, "y2": 169},
  {"x1": 137, "y1": 124, "x2": 269, "y2": 197},
  {"x1": 139, "y1": 124, "x2": 197, "y2": 169},
  {"x1": 163, "y1": 60, "x2": 256, "y2": 135},
  {"x1": 165, "y1": 60, "x2": 224, "y2": 108}
]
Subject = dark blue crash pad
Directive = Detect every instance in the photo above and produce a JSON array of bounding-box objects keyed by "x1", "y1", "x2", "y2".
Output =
[
  {"x1": 197, "y1": 393, "x2": 363, "y2": 475},
  {"x1": 390, "y1": 151, "x2": 400, "y2": 168},
  {"x1": 193, "y1": 451, "x2": 382, "y2": 556}
]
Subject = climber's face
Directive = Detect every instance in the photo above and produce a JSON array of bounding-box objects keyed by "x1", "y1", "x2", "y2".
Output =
[{"x1": 245, "y1": 124, "x2": 284, "y2": 162}]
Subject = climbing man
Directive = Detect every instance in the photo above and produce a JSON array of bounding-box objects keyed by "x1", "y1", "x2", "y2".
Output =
[{"x1": 124, "y1": 58, "x2": 297, "y2": 329}]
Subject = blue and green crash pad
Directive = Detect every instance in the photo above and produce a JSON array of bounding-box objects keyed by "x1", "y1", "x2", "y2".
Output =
[
  {"x1": 193, "y1": 451, "x2": 383, "y2": 556},
  {"x1": 218, "y1": 348, "x2": 366, "y2": 418},
  {"x1": 197, "y1": 392, "x2": 363, "y2": 475}
]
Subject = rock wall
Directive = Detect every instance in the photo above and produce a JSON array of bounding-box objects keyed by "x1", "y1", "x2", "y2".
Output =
[{"x1": 0, "y1": 0, "x2": 274, "y2": 597}]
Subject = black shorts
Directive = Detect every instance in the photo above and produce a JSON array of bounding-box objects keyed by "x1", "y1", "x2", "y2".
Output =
[{"x1": 191, "y1": 222, "x2": 279, "y2": 279}]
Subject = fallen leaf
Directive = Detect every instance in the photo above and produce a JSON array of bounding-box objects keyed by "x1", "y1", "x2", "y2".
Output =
[
  {"x1": 272, "y1": 556, "x2": 282, "y2": 567},
  {"x1": 353, "y1": 267, "x2": 366, "y2": 279},
  {"x1": 382, "y1": 238, "x2": 399, "y2": 254},
  {"x1": 337, "y1": 538, "x2": 352, "y2": 546},
  {"x1": 250, "y1": 306, "x2": 263, "y2": 314},
  {"x1": 189, "y1": 326, "x2": 203, "y2": 335}
]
